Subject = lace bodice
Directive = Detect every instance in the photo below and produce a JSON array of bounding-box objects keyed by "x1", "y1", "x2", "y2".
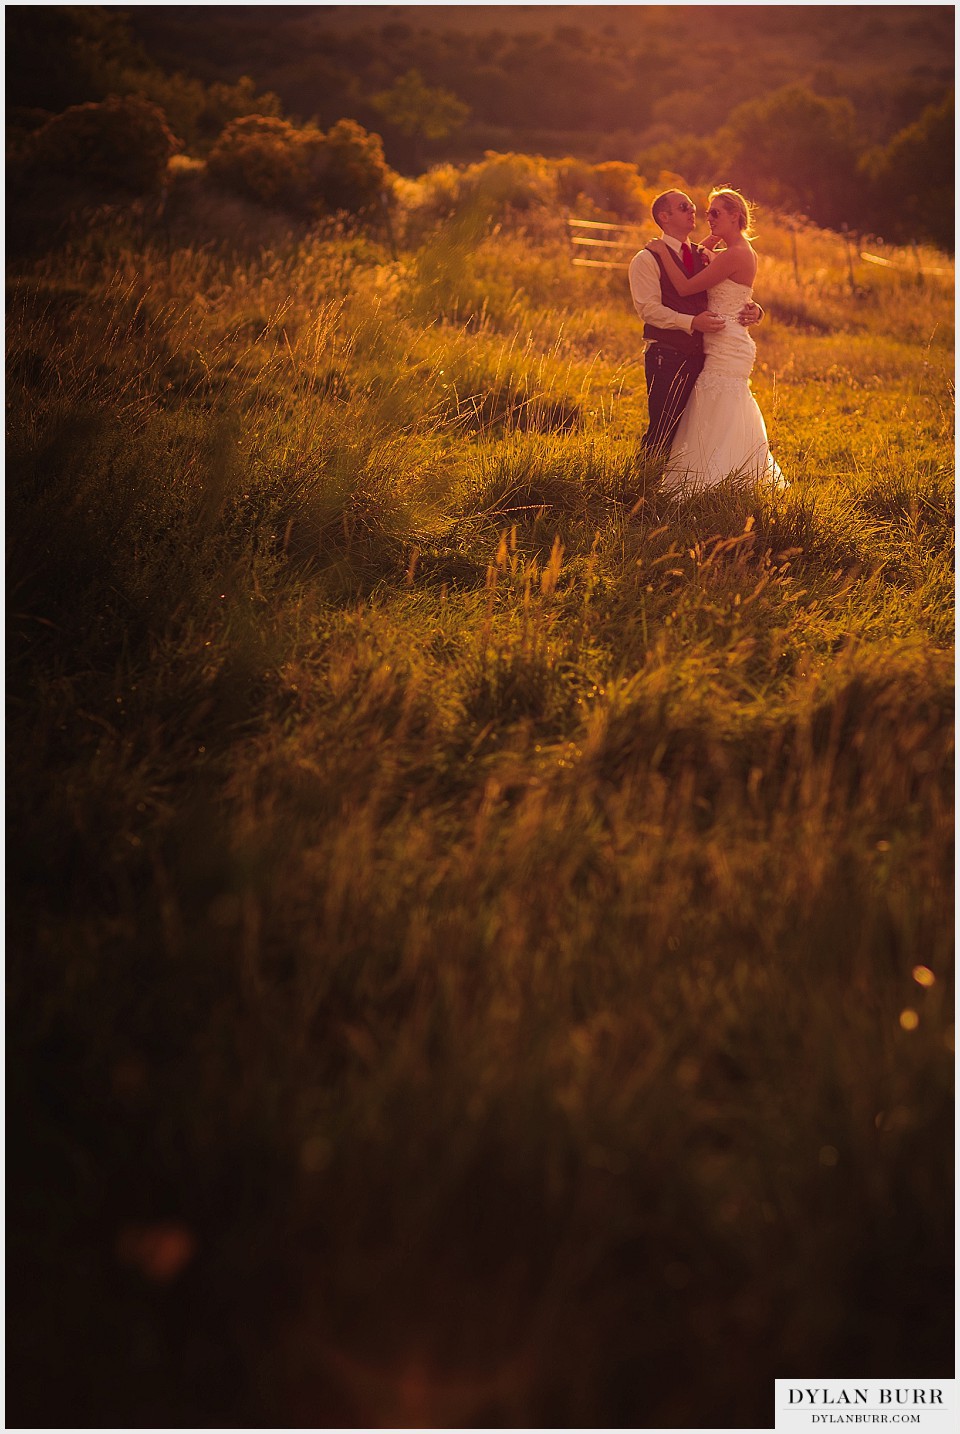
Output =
[
  {"x1": 707, "y1": 279, "x2": 754, "y2": 317},
  {"x1": 700, "y1": 280, "x2": 757, "y2": 385}
]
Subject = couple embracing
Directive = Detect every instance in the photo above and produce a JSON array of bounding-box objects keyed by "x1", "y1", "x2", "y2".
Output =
[{"x1": 629, "y1": 186, "x2": 784, "y2": 494}]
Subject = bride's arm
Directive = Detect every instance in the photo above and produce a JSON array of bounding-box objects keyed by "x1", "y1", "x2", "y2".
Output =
[{"x1": 645, "y1": 239, "x2": 741, "y2": 294}]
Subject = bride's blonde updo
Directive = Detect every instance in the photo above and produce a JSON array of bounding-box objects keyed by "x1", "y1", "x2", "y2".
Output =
[{"x1": 709, "y1": 187, "x2": 757, "y2": 239}]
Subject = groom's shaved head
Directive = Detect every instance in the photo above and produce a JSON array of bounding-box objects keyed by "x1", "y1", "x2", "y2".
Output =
[
  {"x1": 652, "y1": 191, "x2": 675, "y2": 224},
  {"x1": 652, "y1": 190, "x2": 685, "y2": 225},
  {"x1": 651, "y1": 189, "x2": 697, "y2": 240}
]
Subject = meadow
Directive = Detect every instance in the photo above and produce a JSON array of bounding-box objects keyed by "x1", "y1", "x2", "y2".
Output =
[{"x1": 6, "y1": 182, "x2": 954, "y2": 1428}]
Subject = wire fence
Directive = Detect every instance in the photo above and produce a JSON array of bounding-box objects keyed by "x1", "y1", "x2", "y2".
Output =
[{"x1": 567, "y1": 216, "x2": 953, "y2": 288}]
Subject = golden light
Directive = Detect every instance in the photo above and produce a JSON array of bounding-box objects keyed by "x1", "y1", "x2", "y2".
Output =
[
  {"x1": 911, "y1": 965, "x2": 936, "y2": 987},
  {"x1": 899, "y1": 1009, "x2": 920, "y2": 1032}
]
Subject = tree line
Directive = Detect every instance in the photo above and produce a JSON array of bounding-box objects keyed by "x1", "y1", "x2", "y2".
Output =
[{"x1": 6, "y1": 5, "x2": 954, "y2": 249}]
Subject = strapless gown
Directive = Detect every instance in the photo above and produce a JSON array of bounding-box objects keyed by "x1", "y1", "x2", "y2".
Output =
[{"x1": 665, "y1": 279, "x2": 785, "y2": 492}]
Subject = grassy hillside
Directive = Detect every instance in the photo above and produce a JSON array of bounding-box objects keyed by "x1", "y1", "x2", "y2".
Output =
[{"x1": 6, "y1": 177, "x2": 954, "y2": 1427}]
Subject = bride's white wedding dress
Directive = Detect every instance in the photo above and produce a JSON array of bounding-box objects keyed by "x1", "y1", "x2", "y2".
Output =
[{"x1": 665, "y1": 279, "x2": 785, "y2": 492}]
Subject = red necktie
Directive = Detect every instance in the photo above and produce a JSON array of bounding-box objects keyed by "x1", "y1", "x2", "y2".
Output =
[{"x1": 681, "y1": 242, "x2": 695, "y2": 275}]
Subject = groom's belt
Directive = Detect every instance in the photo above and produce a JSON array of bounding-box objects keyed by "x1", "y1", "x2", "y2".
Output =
[{"x1": 643, "y1": 323, "x2": 703, "y2": 356}]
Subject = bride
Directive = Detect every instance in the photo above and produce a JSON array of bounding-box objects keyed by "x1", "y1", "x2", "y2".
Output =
[{"x1": 646, "y1": 187, "x2": 785, "y2": 494}]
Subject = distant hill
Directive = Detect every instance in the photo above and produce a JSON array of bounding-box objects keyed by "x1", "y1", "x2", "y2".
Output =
[
  {"x1": 6, "y1": 5, "x2": 953, "y2": 247},
  {"x1": 123, "y1": 3, "x2": 953, "y2": 163}
]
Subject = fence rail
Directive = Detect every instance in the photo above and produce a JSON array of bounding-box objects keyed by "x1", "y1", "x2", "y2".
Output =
[
  {"x1": 571, "y1": 235, "x2": 639, "y2": 250},
  {"x1": 566, "y1": 215, "x2": 953, "y2": 282},
  {"x1": 567, "y1": 217, "x2": 646, "y2": 234},
  {"x1": 859, "y1": 250, "x2": 951, "y2": 276},
  {"x1": 567, "y1": 216, "x2": 644, "y2": 269}
]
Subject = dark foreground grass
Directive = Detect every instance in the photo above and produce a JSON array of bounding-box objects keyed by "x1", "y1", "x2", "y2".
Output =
[{"x1": 6, "y1": 215, "x2": 954, "y2": 1428}]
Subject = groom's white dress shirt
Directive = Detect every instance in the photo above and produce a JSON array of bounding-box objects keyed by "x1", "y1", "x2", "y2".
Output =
[{"x1": 628, "y1": 235, "x2": 696, "y2": 336}]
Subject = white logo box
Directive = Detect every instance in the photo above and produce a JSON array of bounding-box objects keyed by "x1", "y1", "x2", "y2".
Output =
[{"x1": 775, "y1": 1380, "x2": 955, "y2": 1433}]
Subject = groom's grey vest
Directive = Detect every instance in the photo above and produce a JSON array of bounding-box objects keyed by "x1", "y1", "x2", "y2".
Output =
[{"x1": 644, "y1": 246, "x2": 709, "y2": 356}]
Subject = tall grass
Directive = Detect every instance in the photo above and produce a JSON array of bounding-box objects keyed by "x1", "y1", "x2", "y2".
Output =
[{"x1": 7, "y1": 201, "x2": 953, "y2": 1428}]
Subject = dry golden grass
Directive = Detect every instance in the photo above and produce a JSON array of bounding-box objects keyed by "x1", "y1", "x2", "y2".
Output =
[{"x1": 7, "y1": 191, "x2": 953, "y2": 1428}]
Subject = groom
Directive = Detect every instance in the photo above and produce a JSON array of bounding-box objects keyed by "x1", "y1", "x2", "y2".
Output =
[{"x1": 629, "y1": 189, "x2": 762, "y2": 464}]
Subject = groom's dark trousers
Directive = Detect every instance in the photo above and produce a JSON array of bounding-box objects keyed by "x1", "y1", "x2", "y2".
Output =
[
  {"x1": 642, "y1": 345, "x2": 704, "y2": 462},
  {"x1": 640, "y1": 246, "x2": 709, "y2": 465}
]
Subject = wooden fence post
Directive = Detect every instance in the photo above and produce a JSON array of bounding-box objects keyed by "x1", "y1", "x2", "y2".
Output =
[{"x1": 841, "y1": 224, "x2": 858, "y2": 295}]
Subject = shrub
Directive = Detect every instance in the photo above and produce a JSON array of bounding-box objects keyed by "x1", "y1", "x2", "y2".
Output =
[
  {"x1": 207, "y1": 115, "x2": 391, "y2": 218},
  {"x1": 315, "y1": 118, "x2": 392, "y2": 216},
  {"x1": 632, "y1": 133, "x2": 724, "y2": 194},
  {"x1": 27, "y1": 95, "x2": 179, "y2": 193},
  {"x1": 402, "y1": 151, "x2": 556, "y2": 236},
  {"x1": 207, "y1": 114, "x2": 324, "y2": 216},
  {"x1": 123, "y1": 70, "x2": 285, "y2": 154},
  {"x1": 463, "y1": 150, "x2": 556, "y2": 215},
  {"x1": 558, "y1": 157, "x2": 658, "y2": 223},
  {"x1": 558, "y1": 159, "x2": 648, "y2": 221},
  {"x1": 555, "y1": 157, "x2": 593, "y2": 210},
  {"x1": 396, "y1": 165, "x2": 463, "y2": 230}
]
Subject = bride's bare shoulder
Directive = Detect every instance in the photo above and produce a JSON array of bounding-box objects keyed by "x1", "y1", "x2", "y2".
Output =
[{"x1": 737, "y1": 244, "x2": 759, "y2": 281}]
